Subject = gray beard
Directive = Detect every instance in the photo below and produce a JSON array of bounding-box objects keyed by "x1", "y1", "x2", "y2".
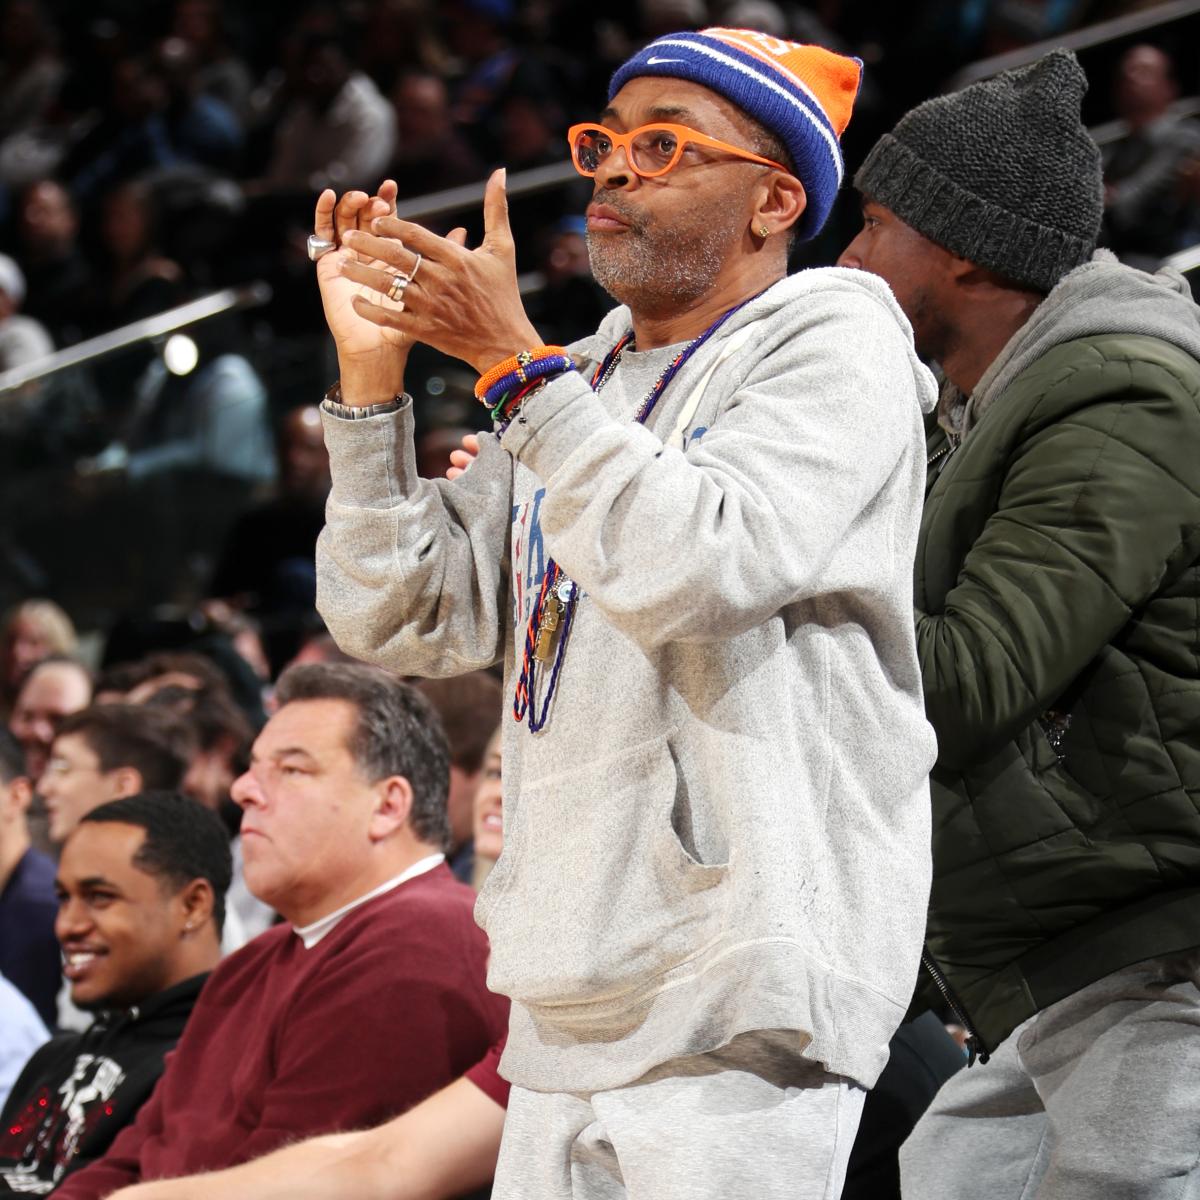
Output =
[{"x1": 586, "y1": 203, "x2": 743, "y2": 312}]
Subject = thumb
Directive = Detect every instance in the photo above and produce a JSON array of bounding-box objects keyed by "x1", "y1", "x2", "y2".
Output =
[
  {"x1": 447, "y1": 226, "x2": 469, "y2": 248},
  {"x1": 481, "y1": 167, "x2": 513, "y2": 254}
]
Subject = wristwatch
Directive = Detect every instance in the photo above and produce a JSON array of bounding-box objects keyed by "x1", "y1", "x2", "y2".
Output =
[{"x1": 320, "y1": 381, "x2": 410, "y2": 419}]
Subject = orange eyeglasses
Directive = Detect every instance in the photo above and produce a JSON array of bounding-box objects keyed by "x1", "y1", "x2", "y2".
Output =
[{"x1": 566, "y1": 122, "x2": 789, "y2": 179}]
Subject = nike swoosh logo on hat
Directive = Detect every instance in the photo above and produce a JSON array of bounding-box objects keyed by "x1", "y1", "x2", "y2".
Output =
[{"x1": 646, "y1": 56, "x2": 685, "y2": 65}]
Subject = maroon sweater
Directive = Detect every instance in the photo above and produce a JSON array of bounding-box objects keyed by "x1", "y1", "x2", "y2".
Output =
[{"x1": 56, "y1": 865, "x2": 508, "y2": 1199}]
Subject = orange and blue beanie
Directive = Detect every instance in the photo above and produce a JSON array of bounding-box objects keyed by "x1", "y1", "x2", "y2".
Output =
[{"x1": 608, "y1": 28, "x2": 862, "y2": 241}]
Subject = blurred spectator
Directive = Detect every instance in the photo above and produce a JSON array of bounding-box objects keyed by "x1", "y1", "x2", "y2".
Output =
[
  {"x1": 282, "y1": 629, "x2": 356, "y2": 671},
  {"x1": 169, "y1": 0, "x2": 254, "y2": 120},
  {"x1": 358, "y1": 0, "x2": 450, "y2": 91},
  {"x1": 146, "y1": 35, "x2": 245, "y2": 170},
  {"x1": 446, "y1": 0, "x2": 521, "y2": 156},
  {"x1": 64, "y1": 49, "x2": 240, "y2": 205},
  {"x1": 49, "y1": 663, "x2": 508, "y2": 1200},
  {"x1": 76, "y1": 180, "x2": 186, "y2": 414},
  {"x1": 0, "y1": 975, "x2": 47, "y2": 1111},
  {"x1": 13, "y1": 179, "x2": 97, "y2": 348},
  {"x1": 842, "y1": 1012, "x2": 966, "y2": 1199},
  {"x1": 118, "y1": 657, "x2": 271, "y2": 940},
  {"x1": 210, "y1": 404, "x2": 330, "y2": 668},
  {"x1": 470, "y1": 726, "x2": 502, "y2": 893},
  {"x1": 417, "y1": 673, "x2": 502, "y2": 883},
  {"x1": 523, "y1": 215, "x2": 612, "y2": 346},
  {"x1": 39, "y1": 705, "x2": 194, "y2": 846},
  {"x1": 415, "y1": 424, "x2": 478, "y2": 479},
  {"x1": 0, "y1": 728, "x2": 58, "y2": 1029},
  {"x1": 0, "y1": 598, "x2": 77, "y2": 720},
  {"x1": 1103, "y1": 44, "x2": 1200, "y2": 268},
  {"x1": 95, "y1": 181, "x2": 186, "y2": 332},
  {"x1": 0, "y1": 792, "x2": 228, "y2": 1191},
  {"x1": 83, "y1": 316, "x2": 276, "y2": 488},
  {"x1": 722, "y1": 0, "x2": 789, "y2": 37},
  {"x1": 638, "y1": 0, "x2": 706, "y2": 39},
  {"x1": 0, "y1": 0, "x2": 64, "y2": 138},
  {"x1": 9, "y1": 656, "x2": 92, "y2": 784},
  {"x1": 258, "y1": 26, "x2": 395, "y2": 194},
  {"x1": 388, "y1": 70, "x2": 484, "y2": 201},
  {"x1": 0, "y1": 253, "x2": 53, "y2": 374}
]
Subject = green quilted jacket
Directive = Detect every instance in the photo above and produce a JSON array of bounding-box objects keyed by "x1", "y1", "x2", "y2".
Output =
[{"x1": 915, "y1": 256, "x2": 1200, "y2": 1057}]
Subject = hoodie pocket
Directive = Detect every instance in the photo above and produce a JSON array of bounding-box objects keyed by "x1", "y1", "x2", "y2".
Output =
[{"x1": 478, "y1": 732, "x2": 728, "y2": 1011}]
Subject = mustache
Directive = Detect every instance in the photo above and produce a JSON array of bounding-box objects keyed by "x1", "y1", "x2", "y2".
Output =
[{"x1": 589, "y1": 191, "x2": 645, "y2": 233}]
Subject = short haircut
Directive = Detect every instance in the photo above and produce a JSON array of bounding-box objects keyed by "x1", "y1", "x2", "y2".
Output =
[
  {"x1": 81, "y1": 791, "x2": 233, "y2": 933},
  {"x1": 418, "y1": 673, "x2": 503, "y2": 773},
  {"x1": 56, "y1": 705, "x2": 195, "y2": 791},
  {"x1": 274, "y1": 663, "x2": 451, "y2": 852},
  {"x1": 0, "y1": 728, "x2": 27, "y2": 784}
]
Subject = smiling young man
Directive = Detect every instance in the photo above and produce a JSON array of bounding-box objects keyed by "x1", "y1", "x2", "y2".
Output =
[
  {"x1": 309, "y1": 27, "x2": 938, "y2": 1200},
  {"x1": 51, "y1": 663, "x2": 507, "y2": 1200},
  {"x1": 40, "y1": 707, "x2": 193, "y2": 847},
  {"x1": 0, "y1": 792, "x2": 228, "y2": 1194}
]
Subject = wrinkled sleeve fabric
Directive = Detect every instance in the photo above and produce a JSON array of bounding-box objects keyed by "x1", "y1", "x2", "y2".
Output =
[
  {"x1": 500, "y1": 289, "x2": 919, "y2": 651},
  {"x1": 316, "y1": 399, "x2": 513, "y2": 675},
  {"x1": 916, "y1": 357, "x2": 1200, "y2": 769}
]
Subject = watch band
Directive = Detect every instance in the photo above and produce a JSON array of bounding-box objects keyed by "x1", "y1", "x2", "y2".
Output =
[{"x1": 320, "y1": 381, "x2": 410, "y2": 420}]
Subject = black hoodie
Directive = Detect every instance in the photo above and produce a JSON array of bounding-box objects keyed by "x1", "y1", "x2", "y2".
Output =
[{"x1": 0, "y1": 974, "x2": 207, "y2": 1195}]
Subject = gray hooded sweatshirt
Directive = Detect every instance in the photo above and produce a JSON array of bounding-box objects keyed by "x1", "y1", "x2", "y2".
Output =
[{"x1": 316, "y1": 268, "x2": 939, "y2": 1093}]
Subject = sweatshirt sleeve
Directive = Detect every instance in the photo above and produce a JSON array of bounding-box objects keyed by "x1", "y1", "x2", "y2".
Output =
[
  {"x1": 915, "y1": 357, "x2": 1200, "y2": 770},
  {"x1": 500, "y1": 288, "x2": 919, "y2": 651},
  {"x1": 315, "y1": 399, "x2": 513, "y2": 675}
]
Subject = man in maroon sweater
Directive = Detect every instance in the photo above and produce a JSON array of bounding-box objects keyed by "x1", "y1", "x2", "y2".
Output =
[{"x1": 55, "y1": 663, "x2": 508, "y2": 1200}]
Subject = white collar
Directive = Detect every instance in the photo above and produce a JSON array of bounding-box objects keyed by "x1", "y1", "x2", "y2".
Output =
[{"x1": 293, "y1": 854, "x2": 445, "y2": 949}]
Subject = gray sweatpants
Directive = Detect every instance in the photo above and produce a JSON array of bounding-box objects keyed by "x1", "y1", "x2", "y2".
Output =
[
  {"x1": 900, "y1": 953, "x2": 1200, "y2": 1200},
  {"x1": 492, "y1": 1031, "x2": 866, "y2": 1200}
]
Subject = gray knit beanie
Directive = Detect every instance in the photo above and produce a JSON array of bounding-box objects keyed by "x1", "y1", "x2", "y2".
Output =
[{"x1": 854, "y1": 50, "x2": 1103, "y2": 292}]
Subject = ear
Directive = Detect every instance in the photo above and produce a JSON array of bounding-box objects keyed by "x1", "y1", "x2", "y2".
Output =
[
  {"x1": 111, "y1": 766, "x2": 144, "y2": 799},
  {"x1": 178, "y1": 878, "x2": 216, "y2": 935},
  {"x1": 2, "y1": 775, "x2": 34, "y2": 818},
  {"x1": 368, "y1": 775, "x2": 414, "y2": 842},
  {"x1": 751, "y1": 174, "x2": 807, "y2": 241}
]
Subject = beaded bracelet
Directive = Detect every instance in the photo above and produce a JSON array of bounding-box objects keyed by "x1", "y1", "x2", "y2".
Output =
[
  {"x1": 480, "y1": 354, "x2": 575, "y2": 412},
  {"x1": 475, "y1": 345, "x2": 569, "y2": 400},
  {"x1": 488, "y1": 381, "x2": 534, "y2": 423}
]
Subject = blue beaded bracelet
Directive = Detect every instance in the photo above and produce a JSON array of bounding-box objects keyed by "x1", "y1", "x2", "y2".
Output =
[{"x1": 481, "y1": 354, "x2": 575, "y2": 411}]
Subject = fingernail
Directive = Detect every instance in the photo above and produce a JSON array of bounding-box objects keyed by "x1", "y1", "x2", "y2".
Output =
[{"x1": 498, "y1": 167, "x2": 507, "y2": 186}]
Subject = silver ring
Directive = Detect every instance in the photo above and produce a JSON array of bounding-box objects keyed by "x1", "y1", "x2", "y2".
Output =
[
  {"x1": 386, "y1": 273, "x2": 411, "y2": 303},
  {"x1": 307, "y1": 235, "x2": 336, "y2": 262},
  {"x1": 407, "y1": 252, "x2": 423, "y2": 281}
]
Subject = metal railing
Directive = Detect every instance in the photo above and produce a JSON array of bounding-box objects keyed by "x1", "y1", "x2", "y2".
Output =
[
  {"x1": 1164, "y1": 242, "x2": 1200, "y2": 274},
  {"x1": 947, "y1": 0, "x2": 1200, "y2": 88},
  {"x1": 0, "y1": 282, "x2": 272, "y2": 394}
]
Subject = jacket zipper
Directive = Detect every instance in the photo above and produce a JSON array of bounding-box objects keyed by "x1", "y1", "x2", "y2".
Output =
[
  {"x1": 920, "y1": 949, "x2": 990, "y2": 1065},
  {"x1": 927, "y1": 443, "x2": 953, "y2": 468}
]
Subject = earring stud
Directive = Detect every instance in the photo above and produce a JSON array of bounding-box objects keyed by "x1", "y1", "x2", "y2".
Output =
[{"x1": 758, "y1": 225, "x2": 770, "y2": 238}]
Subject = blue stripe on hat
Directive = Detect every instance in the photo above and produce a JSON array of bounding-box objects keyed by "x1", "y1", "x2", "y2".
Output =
[
  {"x1": 607, "y1": 31, "x2": 848, "y2": 239},
  {"x1": 659, "y1": 31, "x2": 842, "y2": 159}
]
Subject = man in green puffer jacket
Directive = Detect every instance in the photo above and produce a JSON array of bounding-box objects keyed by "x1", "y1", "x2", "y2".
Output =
[{"x1": 840, "y1": 50, "x2": 1200, "y2": 1200}]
